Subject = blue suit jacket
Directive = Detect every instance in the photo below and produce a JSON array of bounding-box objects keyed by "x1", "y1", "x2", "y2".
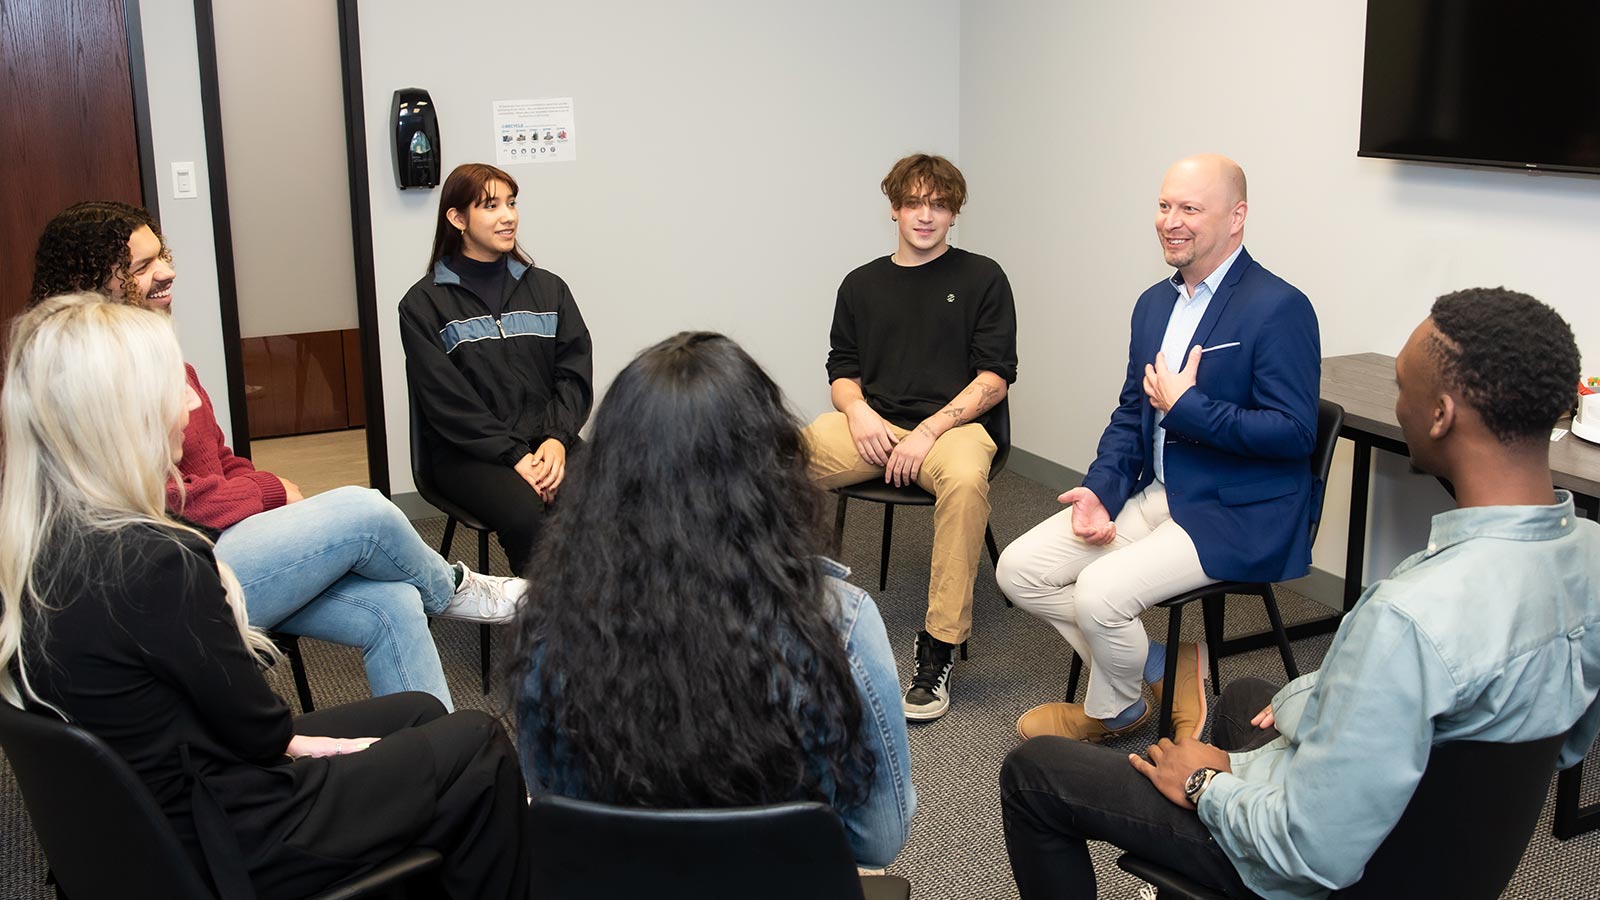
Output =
[{"x1": 1079, "y1": 247, "x2": 1322, "y2": 583}]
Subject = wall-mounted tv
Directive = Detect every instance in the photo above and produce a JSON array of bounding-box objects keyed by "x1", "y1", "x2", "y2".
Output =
[{"x1": 1358, "y1": 0, "x2": 1600, "y2": 175}]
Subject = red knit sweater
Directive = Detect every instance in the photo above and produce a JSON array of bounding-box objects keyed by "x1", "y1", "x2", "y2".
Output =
[{"x1": 166, "y1": 365, "x2": 287, "y2": 530}]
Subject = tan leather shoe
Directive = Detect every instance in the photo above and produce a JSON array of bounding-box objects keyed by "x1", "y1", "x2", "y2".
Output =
[
  {"x1": 1016, "y1": 701, "x2": 1151, "y2": 742},
  {"x1": 1150, "y1": 642, "x2": 1209, "y2": 740}
]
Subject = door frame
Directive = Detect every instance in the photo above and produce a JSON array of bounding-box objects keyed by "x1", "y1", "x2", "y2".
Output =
[{"x1": 189, "y1": 0, "x2": 390, "y2": 493}]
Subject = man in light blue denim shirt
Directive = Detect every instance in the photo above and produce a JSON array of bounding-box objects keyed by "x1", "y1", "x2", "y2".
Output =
[{"x1": 1002, "y1": 288, "x2": 1600, "y2": 899}]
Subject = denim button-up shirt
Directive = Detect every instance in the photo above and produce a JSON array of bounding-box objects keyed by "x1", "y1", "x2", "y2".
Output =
[
  {"x1": 518, "y1": 559, "x2": 916, "y2": 868},
  {"x1": 1200, "y1": 491, "x2": 1600, "y2": 899}
]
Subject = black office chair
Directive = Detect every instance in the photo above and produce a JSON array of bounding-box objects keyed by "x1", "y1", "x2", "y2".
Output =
[
  {"x1": 528, "y1": 794, "x2": 911, "y2": 900},
  {"x1": 831, "y1": 399, "x2": 1013, "y2": 659},
  {"x1": 1066, "y1": 400, "x2": 1344, "y2": 741},
  {"x1": 408, "y1": 391, "x2": 496, "y2": 695},
  {"x1": 1118, "y1": 732, "x2": 1565, "y2": 899},
  {"x1": 268, "y1": 630, "x2": 317, "y2": 712},
  {"x1": 0, "y1": 700, "x2": 442, "y2": 900}
]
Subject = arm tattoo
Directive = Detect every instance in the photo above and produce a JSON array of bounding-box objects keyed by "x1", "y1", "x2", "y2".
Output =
[
  {"x1": 917, "y1": 423, "x2": 938, "y2": 439},
  {"x1": 976, "y1": 383, "x2": 1001, "y2": 413}
]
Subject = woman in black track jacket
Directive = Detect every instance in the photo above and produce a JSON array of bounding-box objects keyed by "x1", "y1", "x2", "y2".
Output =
[{"x1": 400, "y1": 162, "x2": 594, "y2": 572}]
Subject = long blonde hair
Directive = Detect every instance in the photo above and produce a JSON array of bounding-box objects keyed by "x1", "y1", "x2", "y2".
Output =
[{"x1": 0, "y1": 294, "x2": 278, "y2": 711}]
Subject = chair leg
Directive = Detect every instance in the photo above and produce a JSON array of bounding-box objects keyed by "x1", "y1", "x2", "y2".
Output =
[
  {"x1": 1157, "y1": 605, "x2": 1183, "y2": 740},
  {"x1": 833, "y1": 495, "x2": 848, "y2": 557},
  {"x1": 959, "y1": 640, "x2": 969, "y2": 661},
  {"x1": 437, "y1": 516, "x2": 458, "y2": 559},
  {"x1": 878, "y1": 504, "x2": 895, "y2": 591},
  {"x1": 1200, "y1": 594, "x2": 1224, "y2": 695},
  {"x1": 1261, "y1": 585, "x2": 1300, "y2": 680},
  {"x1": 1066, "y1": 653, "x2": 1083, "y2": 702},
  {"x1": 280, "y1": 633, "x2": 316, "y2": 713},
  {"x1": 479, "y1": 528, "x2": 492, "y2": 694}
]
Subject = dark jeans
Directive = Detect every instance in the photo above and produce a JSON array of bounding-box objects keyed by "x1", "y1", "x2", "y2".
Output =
[
  {"x1": 249, "y1": 692, "x2": 531, "y2": 900},
  {"x1": 1001, "y1": 677, "x2": 1282, "y2": 899},
  {"x1": 429, "y1": 440, "x2": 570, "y2": 573}
]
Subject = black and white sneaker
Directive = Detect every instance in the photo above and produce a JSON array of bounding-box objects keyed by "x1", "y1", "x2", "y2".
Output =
[{"x1": 903, "y1": 629, "x2": 956, "y2": 721}]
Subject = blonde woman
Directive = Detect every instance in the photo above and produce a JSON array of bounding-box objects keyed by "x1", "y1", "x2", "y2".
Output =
[{"x1": 0, "y1": 296, "x2": 528, "y2": 900}]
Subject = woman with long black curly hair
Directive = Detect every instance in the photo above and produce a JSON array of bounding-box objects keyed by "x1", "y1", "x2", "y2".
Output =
[{"x1": 511, "y1": 331, "x2": 915, "y2": 867}]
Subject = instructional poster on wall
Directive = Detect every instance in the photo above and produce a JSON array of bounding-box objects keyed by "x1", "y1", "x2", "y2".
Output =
[{"x1": 493, "y1": 98, "x2": 577, "y2": 165}]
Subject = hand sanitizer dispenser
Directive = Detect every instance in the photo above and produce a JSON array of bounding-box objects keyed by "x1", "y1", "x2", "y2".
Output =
[{"x1": 392, "y1": 89, "x2": 440, "y2": 189}]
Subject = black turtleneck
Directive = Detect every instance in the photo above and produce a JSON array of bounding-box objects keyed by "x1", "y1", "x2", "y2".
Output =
[{"x1": 447, "y1": 254, "x2": 510, "y2": 318}]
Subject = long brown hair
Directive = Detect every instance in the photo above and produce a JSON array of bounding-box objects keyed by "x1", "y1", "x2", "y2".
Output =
[{"x1": 426, "y1": 163, "x2": 533, "y2": 274}]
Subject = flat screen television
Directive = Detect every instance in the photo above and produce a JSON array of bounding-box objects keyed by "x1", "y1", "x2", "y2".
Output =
[{"x1": 1358, "y1": 1, "x2": 1600, "y2": 175}]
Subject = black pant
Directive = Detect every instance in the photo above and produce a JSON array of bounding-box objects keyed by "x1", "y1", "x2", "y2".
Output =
[
  {"x1": 429, "y1": 441, "x2": 557, "y2": 573},
  {"x1": 1001, "y1": 678, "x2": 1282, "y2": 899},
  {"x1": 249, "y1": 692, "x2": 530, "y2": 900}
]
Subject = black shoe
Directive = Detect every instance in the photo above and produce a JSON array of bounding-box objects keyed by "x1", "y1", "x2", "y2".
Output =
[{"x1": 904, "y1": 630, "x2": 956, "y2": 721}]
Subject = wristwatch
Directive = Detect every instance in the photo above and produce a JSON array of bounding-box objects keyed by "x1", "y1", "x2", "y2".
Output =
[{"x1": 1184, "y1": 767, "x2": 1220, "y2": 806}]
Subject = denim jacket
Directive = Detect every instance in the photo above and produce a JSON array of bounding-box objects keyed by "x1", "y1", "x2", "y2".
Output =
[
  {"x1": 1200, "y1": 492, "x2": 1600, "y2": 899},
  {"x1": 517, "y1": 558, "x2": 916, "y2": 868}
]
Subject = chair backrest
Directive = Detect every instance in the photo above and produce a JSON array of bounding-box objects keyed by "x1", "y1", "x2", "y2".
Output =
[
  {"x1": 407, "y1": 386, "x2": 444, "y2": 507},
  {"x1": 407, "y1": 386, "x2": 489, "y2": 532},
  {"x1": 1333, "y1": 733, "x2": 1565, "y2": 900},
  {"x1": 527, "y1": 795, "x2": 869, "y2": 900},
  {"x1": 1306, "y1": 399, "x2": 1344, "y2": 545},
  {"x1": 986, "y1": 396, "x2": 1012, "y2": 479},
  {"x1": 0, "y1": 701, "x2": 216, "y2": 900}
]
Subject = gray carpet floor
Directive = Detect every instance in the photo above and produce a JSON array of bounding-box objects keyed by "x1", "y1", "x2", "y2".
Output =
[{"x1": 3, "y1": 469, "x2": 1598, "y2": 898}]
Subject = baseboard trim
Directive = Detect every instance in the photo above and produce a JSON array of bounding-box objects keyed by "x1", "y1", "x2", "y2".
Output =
[
  {"x1": 1281, "y1": 566, "x2": 1344, "y2": 613},
  {"x1": 390, "y1": 491, "x2": 441, "y2": 520},
  {"x1": 390, "y1": 451, "x2": 1348, "y2": 613},
  {"x1": 1004, "y1": 446, "x2": 1085, "y2": 491}
]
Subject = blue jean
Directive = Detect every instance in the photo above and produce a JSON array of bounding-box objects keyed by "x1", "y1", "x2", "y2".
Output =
[
  {"x1": 214, "y1": 487, "x2": 456, "y2": 710},
  {"x1": 822, "y1": 564, "x2": 918, "y2": 868}
]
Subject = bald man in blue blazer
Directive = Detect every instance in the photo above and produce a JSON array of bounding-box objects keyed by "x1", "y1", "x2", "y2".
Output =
[{"x1": 997, "y1": 154, "x2": 1321, "y2": 744}]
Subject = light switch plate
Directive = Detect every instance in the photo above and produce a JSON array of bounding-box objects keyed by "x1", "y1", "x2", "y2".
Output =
[{"x1": 171, "y1": 161, "x2": 198, "y2": 199}]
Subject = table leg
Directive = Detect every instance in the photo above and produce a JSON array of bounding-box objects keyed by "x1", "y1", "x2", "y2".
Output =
[
  {"x1": 1553, "y1": 490, "x2": 1600, "y2": 840},
  {"x1": 1343, "y1": 440, "x2": 1372, "y2": 612}
]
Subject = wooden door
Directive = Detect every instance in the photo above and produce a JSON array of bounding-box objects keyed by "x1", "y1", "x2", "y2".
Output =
[{"x1": 1, "y1": 0, "x2": 144, "y2": 321}]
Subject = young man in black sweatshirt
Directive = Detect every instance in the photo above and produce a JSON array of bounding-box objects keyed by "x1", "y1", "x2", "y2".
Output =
[{"x1": 805, "y1": 154, "x2": 1019, "y2": 722}]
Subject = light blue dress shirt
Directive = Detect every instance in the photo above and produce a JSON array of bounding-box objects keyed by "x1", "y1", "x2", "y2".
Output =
[
  {"x1": 1153, "y1": 244, "x2": 1244, "y2": 481},
  {"x1": 1199, "y1": 492, "x2": 1600, "y2": 899}
]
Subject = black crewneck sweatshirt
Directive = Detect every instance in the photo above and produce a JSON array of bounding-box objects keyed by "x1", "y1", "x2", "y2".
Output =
[{"x1": 825, "y1": 247, "x2": 1018, "y2": 429}]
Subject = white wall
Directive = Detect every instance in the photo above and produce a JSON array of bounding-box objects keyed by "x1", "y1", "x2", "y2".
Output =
[
  {"x1": 958, "y1": 1, "x2": 1600, "y2": 591},
  {"x1": 213, "y1": 0, "x2": 359, "y2": 339},
  {"x1": 141, "y1": 0, "x2": 234, "y2": 443},
  {"x1": 359, "y1": 0, "x2": 962, "y2": 494}
]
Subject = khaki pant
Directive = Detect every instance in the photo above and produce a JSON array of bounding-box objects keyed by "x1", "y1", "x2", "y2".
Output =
[
  {"x1": 804, "y1": 412, "x2": 996, "y2": 644},
  {"x1": 995, "y1": 481, "x2": 1210, "y2": 719}
]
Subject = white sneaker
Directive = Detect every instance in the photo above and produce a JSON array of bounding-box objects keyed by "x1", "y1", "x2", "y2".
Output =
[{"x1": 434, "y1": 563, "x2": 525, "y2": 624}]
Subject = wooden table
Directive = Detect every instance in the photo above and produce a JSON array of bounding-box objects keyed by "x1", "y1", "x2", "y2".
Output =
[{"x1": 1321, "y1": 352, "x2": 1600, "y2": 839}]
